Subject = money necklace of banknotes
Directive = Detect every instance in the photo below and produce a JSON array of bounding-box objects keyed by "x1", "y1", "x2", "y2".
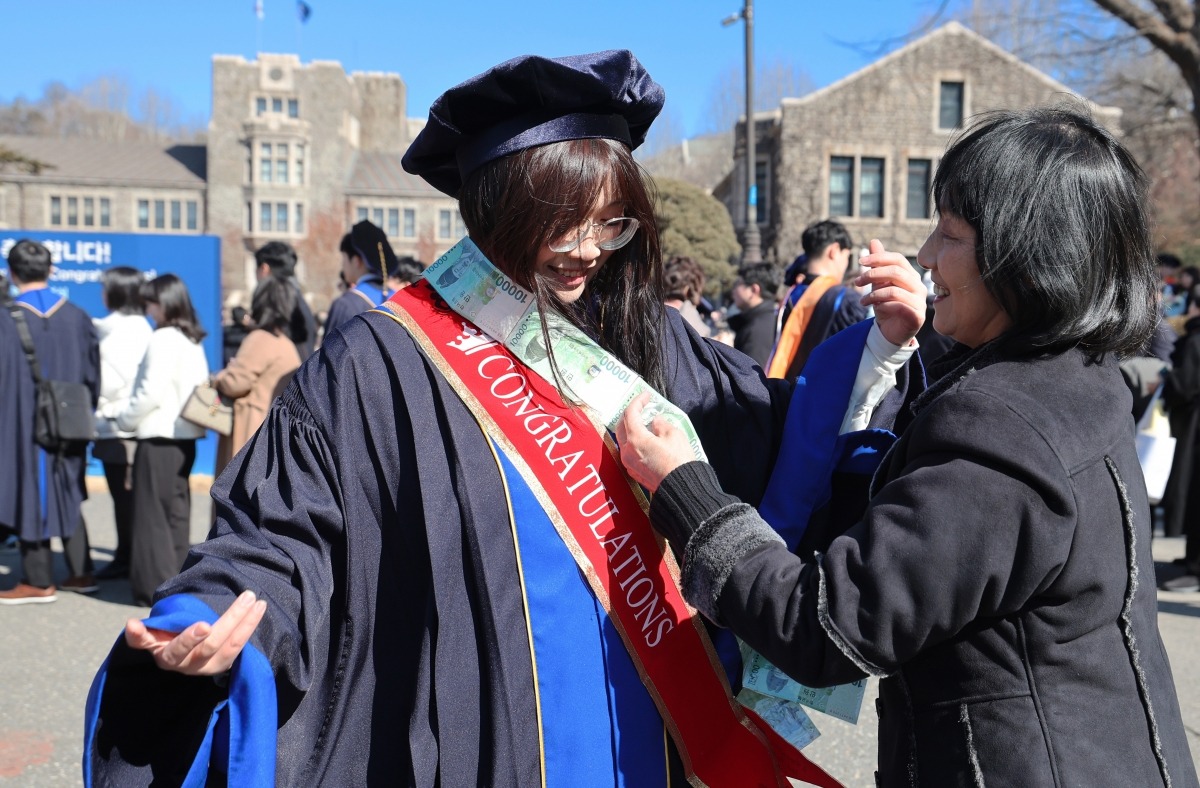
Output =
[{"x1": 423, "y1": 237, "x2": 865, "y2": 749}]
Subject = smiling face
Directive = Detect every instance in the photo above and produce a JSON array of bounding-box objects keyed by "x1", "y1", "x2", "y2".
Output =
[
  {"x1": 534, "y1": 185, "x2": 624, "y2": 304},
  {"x1": 917, "y1": 212, "x2": 1012, "y2": 348}
]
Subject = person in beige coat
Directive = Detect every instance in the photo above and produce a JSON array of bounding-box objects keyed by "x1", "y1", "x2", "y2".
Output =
[{"x1": 214, "y1": 275, "x2": 302, "y2": 476}]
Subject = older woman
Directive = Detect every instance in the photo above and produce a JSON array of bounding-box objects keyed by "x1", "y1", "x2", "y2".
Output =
[{"x1": 619, "y1": 107, "x2": 1198, "y2": 786}]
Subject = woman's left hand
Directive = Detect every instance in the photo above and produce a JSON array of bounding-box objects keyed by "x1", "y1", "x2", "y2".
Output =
[
  {"x1": 857, "y1": 239, "x2": 926, "y2": 347},
  {"x1": 617, "y1": 392, "x2": 696, "y2": 494}
]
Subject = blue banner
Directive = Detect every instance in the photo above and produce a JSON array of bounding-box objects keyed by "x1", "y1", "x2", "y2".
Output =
[{"x1": 1, "y1": 230, "x2": 224, "y2": 476}]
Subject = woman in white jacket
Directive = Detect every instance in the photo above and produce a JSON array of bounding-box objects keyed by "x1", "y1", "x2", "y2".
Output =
[
  {"x1": 104, "y1": 274, "x2": 208, "y2": 606},
  {"x1": 93, "y1": 267, "x2": 153, "y2": 581}
]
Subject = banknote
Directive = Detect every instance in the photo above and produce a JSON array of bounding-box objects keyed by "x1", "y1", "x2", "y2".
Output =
[
  {"x1": 741, "y1": 643, "x2": 866, "y2": 724},
  {"x1": 427, "y1": 238, "x2": 707, "y2": 462},
  {"x1": 424, "y1": 240, "x2": 533, "y2": 342},
  {"x1": 737, "y1": 688, "x2": 820, "y2": 750}
]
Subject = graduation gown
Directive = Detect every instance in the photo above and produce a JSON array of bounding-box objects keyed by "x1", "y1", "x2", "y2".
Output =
[
  {"x1": 323, "y1": 275, "x2": 389, "y2": 336},
  {"x1": 85, "y1": 307, "x2": 795, "y2": 787},
  {"x1": 0, "y1": 290, "x2": 99, "y2": 541}
]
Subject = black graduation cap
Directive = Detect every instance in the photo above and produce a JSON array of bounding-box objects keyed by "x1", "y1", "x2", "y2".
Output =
[
  {"x1": 350, "y1": 220, "x2": 398, "y2": 279},
  {"x1": 402, "y1": 50, "x2": 665, "y2": 198}
]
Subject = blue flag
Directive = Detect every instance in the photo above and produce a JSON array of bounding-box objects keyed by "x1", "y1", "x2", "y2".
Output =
[{"x1": 297, "y1": 0, "x2": 311, "y2": 22}]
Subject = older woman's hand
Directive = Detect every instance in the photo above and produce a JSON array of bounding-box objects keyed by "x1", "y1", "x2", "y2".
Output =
[
  {"x1": 617, "y1": 392, "x2": 697, "y2": 493},
  {"x1": 857, "y1": 238, "x2": 926, "y2": 347}
]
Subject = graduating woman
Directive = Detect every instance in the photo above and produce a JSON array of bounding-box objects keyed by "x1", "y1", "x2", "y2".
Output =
[
  {"x1": 618, "y1": 107, "x2": 1198, "y2": 786},
  {"x1": 85, "y1": 51, "x2": 926, "y2": 787}
]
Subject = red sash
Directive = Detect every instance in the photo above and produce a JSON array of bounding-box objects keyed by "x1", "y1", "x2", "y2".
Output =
[{"x1": 380, "y1": 282, "x2": 843, "y2": 788}]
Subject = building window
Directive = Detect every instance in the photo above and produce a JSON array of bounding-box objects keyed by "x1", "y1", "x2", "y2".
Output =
[
  {"x1": 170, "y1": 200, "x2": 182, "y2": 230},
  {"x1": 372, "y1": 207, "x2": 384, "y2": 228},
  {"x1": 403, "y1": 208, "x2": 415, "y2": 238},
  {"x1": 84, "y1": 197, "x2": 95, "y2": 226},
  {"x1": 295, "y1": 203, "x2": 304, "y2": 234},
  {"x1": 276, "y1": 202, "x2": 289, "y2": 233},
  {"x1": 356, "y1": 206, "x2": 368, "y2": 222},
  {"x1": 860, "y1": 158, "x2": 885, "y2": 218},
  {"x1": 906, "y1": 159, "x2": 932, "y2": 220},
  {"x1": 67, "y1": 197, "x2": 79, "y2": 226},
  {"x1": 439, "y1": 210, "x2": 452, "y2": 238},
  {"x1": 275, "y1": 143, "x2": 289, "y2": 184},
  {"x1": 187, "y1": 200, "x2": 198, "y2": 231},
  {"x1": 829, "y1": 157, "x2": 854, "y2": 217},
  {"x1": 753, "y1": 160, "x2": 769, "y2": 225},
  {"x1": 100, "y1": 198, "x2": 111, "y2": 227},
  {"x1": 138, "y1": 200, "x2": 149, "y2": 229},
  {"x1": 256, "y1": 97, "x2": 267, "y2": 116},
  {"x1": 260, "y1": 142, "x2": 273, "y2": 183},
  {"x1": 288, "y1": 98, "x2": 299, "y2": 118},
  {"x1": 260, "y1": 202, "x2": 272, "y2": 232},
  {"x1": 295, "y1": 145, "x2": 305, "y2": 185},
  {"x1": 154, "y1": 200, "x2": 165, "y2": 229},
  {"x1": 939, "y1": 81, "x2": 964, "y2": 129},
  {"x1": 387, "y1": 208, "x2": 399, "y2": 237},
  {"x1": 272, "y1": 97, "x2": 283, "y2": 114},
  {"x1": 455, "y1": 212, "x2": 467, "y2": 238},
  {"x1": 50, "y1": 196, "x2": 62, "y2": 225},
  {"x1": 246, "y1": 202, "x2": 253, "y2": 232}
]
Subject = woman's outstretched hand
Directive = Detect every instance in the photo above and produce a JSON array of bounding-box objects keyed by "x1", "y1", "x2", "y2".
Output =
[
  {"x1": 617, "y1": 392, "x2": 697, "y2": 494},
  {"x1": 857, "y1": 238, "x2": 926, "y2": 347},
  {"x1": 124, "y1": 590, "x2": 267, "y2": 676}
]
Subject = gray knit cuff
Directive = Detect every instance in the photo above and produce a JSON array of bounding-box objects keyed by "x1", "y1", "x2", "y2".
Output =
[{"x1": 680, "y1": 503, "x2": 785, "y2": 624}]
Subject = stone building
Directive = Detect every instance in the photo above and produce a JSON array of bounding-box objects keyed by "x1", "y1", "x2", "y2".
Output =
[
  {"x1": 0, "y1": 53, "x2": 459, "y2": 312},
  {"x1": 717, "y1": 22, "x2": 1121, "y2": 263}
]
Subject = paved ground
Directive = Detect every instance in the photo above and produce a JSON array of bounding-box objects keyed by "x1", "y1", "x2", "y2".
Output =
[{"x1": 2, "y1": 487, "x2": 1198, "y2": 787}]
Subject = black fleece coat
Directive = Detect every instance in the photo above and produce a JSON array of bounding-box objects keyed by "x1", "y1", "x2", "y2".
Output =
[{"x1": 660, "y1": 342, "x2": 1198, "y2": 787}]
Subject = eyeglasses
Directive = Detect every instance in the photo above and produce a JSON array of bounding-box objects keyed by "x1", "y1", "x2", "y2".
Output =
[{"x1": 548, "y1": 217, "x2": 639, "y2": 254}]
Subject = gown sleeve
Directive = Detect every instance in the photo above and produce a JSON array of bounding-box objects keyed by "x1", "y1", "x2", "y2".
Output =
[{"x1": 660, "y1": 310, "x2": 793, "y2": 507}]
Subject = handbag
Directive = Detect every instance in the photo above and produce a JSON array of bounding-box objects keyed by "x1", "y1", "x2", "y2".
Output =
[
  {"x1": 8, "y1": 304, "x2": 96, "y2": 453},
  {"x1": 1135, "y1": 384, "x2": 1175, "y2": 505},
  {"x1": 180, "y1": 380, "x2": 234, "y2": 436}
]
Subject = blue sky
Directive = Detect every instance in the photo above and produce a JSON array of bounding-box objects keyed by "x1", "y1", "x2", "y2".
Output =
[{"x1": 0, "y1": 0, "x2": 950, "y2": 138}]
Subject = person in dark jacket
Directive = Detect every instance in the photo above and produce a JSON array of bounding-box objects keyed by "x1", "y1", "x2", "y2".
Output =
[
  {"x1": 1161, "y1": 282, "x2": 1200, "y2": 589},
  {"x1": 727, "y1": 262, "x2": 779, "y2": 367},
  {"x1": 618, "y1": 107, "x2": 1198, "y2": 786}
]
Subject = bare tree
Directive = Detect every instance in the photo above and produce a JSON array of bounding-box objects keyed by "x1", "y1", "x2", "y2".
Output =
[
  {"x1": 0, "y1": 77, "x2": 204, "y2": 142},
  {"x1": 909, "y1": 1, "x2": 1200, "y2": 243},
  {"x1": 700, "y1": 57, "x2": 815, "y2": 134},
  {"x1": 1087, "y1": 0, "x2": 1200, "y2": 144}
]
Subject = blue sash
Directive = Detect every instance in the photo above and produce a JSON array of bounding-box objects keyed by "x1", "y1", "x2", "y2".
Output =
[
  {"x1": 495, "y1": 445, "x2": 668, "y2": 787},
  {"x1": 83, "y1": 595, "x2": 276, "y2": 787},
  {"x1": 760, "y1": 319, "x2": 896, "y2": 550},
  {"x1": 353, "y1": 279, "x2": 389, "y2": 307},
  {"x1": 714, "y1": 320, "x2": 898, "y2": 686}
]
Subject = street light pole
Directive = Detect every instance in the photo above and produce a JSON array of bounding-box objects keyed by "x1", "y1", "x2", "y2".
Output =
[{"x1": 724, "y1": 1, "x2": 762, "y2": 264}]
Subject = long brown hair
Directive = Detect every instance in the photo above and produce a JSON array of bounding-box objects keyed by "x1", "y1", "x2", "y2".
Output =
[{"x1": 458, "y1": 138, "x2": 666, "y2": 393}]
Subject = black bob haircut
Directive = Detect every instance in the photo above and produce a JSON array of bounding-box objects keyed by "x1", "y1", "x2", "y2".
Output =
[
  {"x1": 933, "y1": 105, "x2": 1158, "y2": 359},
  {"x1": 101, "y1": 266, "x2": 145, "y2": 315}
]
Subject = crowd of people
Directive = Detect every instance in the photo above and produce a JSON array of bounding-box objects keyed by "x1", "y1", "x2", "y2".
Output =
[
  {"x1": 0, "y1": 219, "x2": 424, "y2": 607},
  {"x1": 0, "y1": 47, "x2": 1196, "y2": 787}
]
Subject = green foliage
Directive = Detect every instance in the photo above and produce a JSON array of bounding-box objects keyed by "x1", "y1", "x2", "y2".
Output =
[
  {"x1": 0, "y1": 145, "x2": 53, "y2": 175},
  {"x1": 1175, "y1": 242, "x2": 1200, "y2": 269},
  {"x1": 654, "y1": 177, "x2": 741, "y2": 297}
]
